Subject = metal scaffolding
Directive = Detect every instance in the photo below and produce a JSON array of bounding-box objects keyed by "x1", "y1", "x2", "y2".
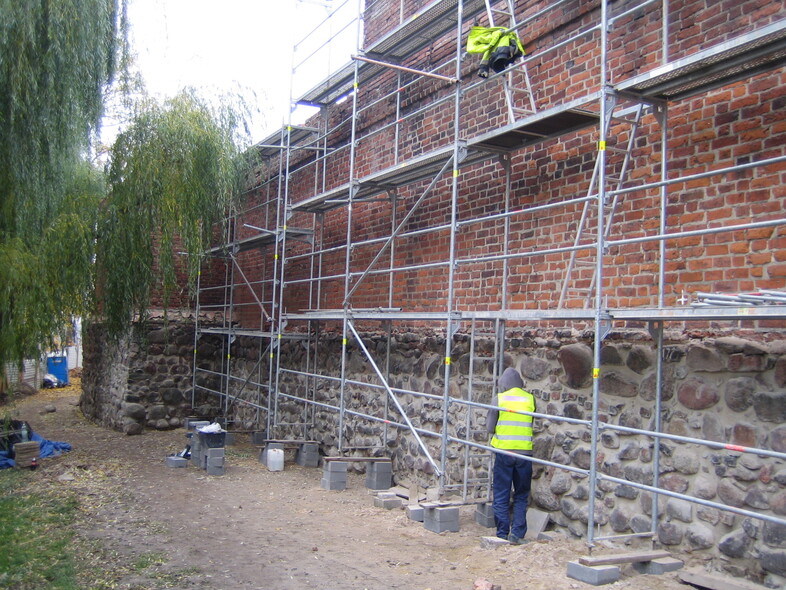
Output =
[{"x1": 194, "y1": 0, "x2": 786, "y2": 551}]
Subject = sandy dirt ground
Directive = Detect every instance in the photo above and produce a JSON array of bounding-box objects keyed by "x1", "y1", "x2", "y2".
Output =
[{"x1": 7, "y1": 382, "x2": 694, "y2": 590}]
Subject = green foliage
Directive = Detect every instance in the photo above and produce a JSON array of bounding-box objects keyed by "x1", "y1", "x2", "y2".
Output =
[
  {"x1": 99, "y1": 90, "x2": 248, "y2": 335},
  {"x1": 0, "y1": 0, "x2": 251, "y2": 367},
  {"x1": 0, "y1": 470, "x2": 81, "y2": 589},
  {"x1": 0, "y1": 0, "x2": 126, "y2": 372}
]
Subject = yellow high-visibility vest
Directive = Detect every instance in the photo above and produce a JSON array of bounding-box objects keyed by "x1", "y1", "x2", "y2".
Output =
[{"x1": 490, "y1": 387, "x2": 535, "y2": 452}]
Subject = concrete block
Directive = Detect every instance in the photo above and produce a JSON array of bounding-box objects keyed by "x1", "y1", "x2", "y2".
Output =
[
  {"x1": 296, "y1": 449, "x2": 320, "y2": 467},
  {"x1": 369, "y1": 461, "x2": 392, "y2": 472},
  {"x1": 323, "y1": 473, "x2": 347, "y2": 484},
  {"x1": 165, "y1": 456, "x2": 188, "y2": 468},
  {"x1": 207, "y1": 456, "x2": 225, "y2": 468},
  {"x1": 633, "y1": 557, "x2": 684, "y2": 575},
  {"x1": 324, "y1": 461, "x2": 348, "y2": 472},
  {"x1": 424, "y1": 518, "x2": 460, "y2": 534},
  {"x1": 480, "y1": 536, "x2": 509, "y2": 549},
  {"x1": 374, "y1": 496, "x2": 403, "y2": 510},
  {"x1": 406, "y1": 505, "x2": 424, "y2": 522},
  {"x1": 475, "y1": 503, "x2": 495, "y2": 528},
  {"x1": 566, "y1": 561, "x2": 620, "y2": 586},
  {"x1": 365, "y1": 472, "x2": 392, "y2": 490},
  {"x1": 320, "y1": 478, "x2": 346, "y2": 491},
  {"x1": 207, "y1": 447, "x2": 225, "y2": 458},
  {"x1": 191, "y1": 439, "x2": 202, "y2": 466},
  {"x1": 430, "y1": 506, "x2": 459, "y2": 523},
  {"x1": 206, "y1": 465, "x2": 226, "y2": 476},
  {"x1": 424, "y1": 506, "x2": 460, "y2": 533},
  {"x1": 224, "y1": 432, "x2": 235, "y2": 446}
]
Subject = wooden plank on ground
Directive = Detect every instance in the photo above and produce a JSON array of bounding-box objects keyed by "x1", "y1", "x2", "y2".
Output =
[
  {"x1": 578, "y1": 550, "x2": 671, "y2": 567},
  {"x1": 680, "y1": 569, "x2": 769, "y2": 590}
]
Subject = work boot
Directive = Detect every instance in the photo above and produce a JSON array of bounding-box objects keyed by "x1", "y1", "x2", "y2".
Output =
[{"x1": 507, "y1": 533, "x2": 529, "y2": 545}]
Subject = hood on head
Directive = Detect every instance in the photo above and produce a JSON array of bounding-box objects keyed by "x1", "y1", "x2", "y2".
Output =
[{"x1": 498, "y1": 367, "x2": 524, "y2": 391}]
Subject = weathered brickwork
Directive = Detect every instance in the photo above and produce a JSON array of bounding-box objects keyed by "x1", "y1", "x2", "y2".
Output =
[{"x1": 227, "y1": 0, "x2": 786, "y2": 329}]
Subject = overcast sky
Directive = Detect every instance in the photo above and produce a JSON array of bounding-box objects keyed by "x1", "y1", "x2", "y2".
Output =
[{"x1": 121, "y1": 0, "x2": 357, "y2": 143}]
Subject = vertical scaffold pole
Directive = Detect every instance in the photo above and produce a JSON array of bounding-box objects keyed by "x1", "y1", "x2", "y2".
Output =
[
  {"x1": 587, "y1": 0, "x2": 610, "y2": 549},
  {"x1": 439, "y1": 0, "x2": 465, "y2": 490},
  {"x1": 338, "y1": 0, "x2": 365, "y2": 452}
]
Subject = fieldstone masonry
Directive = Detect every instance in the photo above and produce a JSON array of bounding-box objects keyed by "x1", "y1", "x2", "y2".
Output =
[
  {"x1": 81, "y1": 318, "x2": 224, "y2": 434},
  {"x1": 83, "y1": 318, "x2": 786, "y2": 584}
]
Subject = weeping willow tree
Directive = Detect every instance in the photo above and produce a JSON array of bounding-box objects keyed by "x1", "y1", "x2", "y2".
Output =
[
  {"x1": 0, "y1": 0, "x2": 126, "y2": 374},
  {"x1": 98, "y1": 91, "x2": 249, "y2": 335},
  {"x1": 1, "y1": 0, "x2": 252, "y2": 379}
]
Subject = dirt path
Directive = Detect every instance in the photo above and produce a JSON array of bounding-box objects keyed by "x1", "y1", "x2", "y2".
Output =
[{"x1": 9, "y1": 383, "x2": 691, "y2": 590}]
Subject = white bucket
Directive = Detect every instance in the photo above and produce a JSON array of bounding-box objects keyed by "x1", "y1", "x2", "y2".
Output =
[{"x1": 267, "y1": 448, "x2": 284, "y2": 472}]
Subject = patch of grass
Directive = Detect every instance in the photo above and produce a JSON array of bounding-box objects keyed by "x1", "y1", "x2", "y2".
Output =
[
  {"x1": 132, "y1": 551, "x2": 166, "y2": 571},
  {"x1": 0, "y1": 470, "x2": 81, "y2": 589}
]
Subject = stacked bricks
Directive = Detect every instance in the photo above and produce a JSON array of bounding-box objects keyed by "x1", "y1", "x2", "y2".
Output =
[
  {"x1": 187, "y1": 420, "x2": 210, "y2": 468},
  {"x1": 205, "y1": 447, "x2": 226, "y2": 476},
  {"x1": 365, "y1": 460, "x2": 393, "y2": 490},
  {"x1": 184, "y1": 419, "x2": 226, "y2": 475},
  {"x1": 423, "y1": 504, "x2": 460, "y2": 533},
  {"x1": 322, "y1": 460, "x2": 348, "y2": 491},
  {"x1": 296, "y1": 442, "x2": 320, "y2": 467}
]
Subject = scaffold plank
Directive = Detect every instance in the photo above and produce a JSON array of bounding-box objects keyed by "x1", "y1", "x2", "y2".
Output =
[{"x1": 617, "y1": 19, "x2": 786, "y2": 100}]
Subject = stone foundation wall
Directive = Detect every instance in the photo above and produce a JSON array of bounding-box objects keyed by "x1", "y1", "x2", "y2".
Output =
[{"x1": 81, "y1": 318, "x2": 224, "y2": 434}]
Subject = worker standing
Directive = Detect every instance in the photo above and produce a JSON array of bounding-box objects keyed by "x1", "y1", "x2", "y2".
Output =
[{"x1": 487, "y1": 367, "x2": 535, "y2": 544}]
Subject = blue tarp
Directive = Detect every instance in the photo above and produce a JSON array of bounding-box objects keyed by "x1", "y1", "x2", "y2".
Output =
[{"x1": 0, "y1": 431, "x2": 72, "y2": 469}]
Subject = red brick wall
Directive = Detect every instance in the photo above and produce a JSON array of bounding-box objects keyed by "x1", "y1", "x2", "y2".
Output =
[{"x1": 227, "y1": 0, "x2": 786, "y2": 327}]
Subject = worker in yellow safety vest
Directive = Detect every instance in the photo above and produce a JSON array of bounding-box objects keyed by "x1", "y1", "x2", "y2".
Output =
[
  {"x1": 466, "y1": 25, "x2": 525, "y2": 78},
  {"x1": 487, "y1": 367, "x2": 535, "y2": 544}
]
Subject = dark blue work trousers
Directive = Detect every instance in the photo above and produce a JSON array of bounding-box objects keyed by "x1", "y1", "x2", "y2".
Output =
[{"x1": 492, "y1": 451, "x2": 533, "y2": 540}]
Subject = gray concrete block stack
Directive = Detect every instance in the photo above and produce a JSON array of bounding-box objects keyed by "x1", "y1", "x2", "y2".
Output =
[
  {"x1": 205, "y1": 447, "x2": 225, "y2": 476},
  {"x1": 321, "y1": 460, "x2": 348, "y2": 490},
  {"x1": 365, "y1": 460, "x2": 392, "y2": 490},
  {"x1": 187, "y1": 420, "x2": 210, "y2": 468},
  {"x1": 423, "y1": 504, "x2": 460, "y2": 533},
  {"x1": 296, "y1": 442, "x2": 320, "y2": 467}
]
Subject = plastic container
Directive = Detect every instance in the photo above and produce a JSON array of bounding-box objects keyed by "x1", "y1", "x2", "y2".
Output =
[
  {"x1": 46, "y1": 355, "x2": 69, "y2": 385},
  {"x1": 197, "y1": 431, "x2": 226, "y2": 448},
  {"x1": 266, "y1": 448, "x2": 284, "y2": 471}
]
